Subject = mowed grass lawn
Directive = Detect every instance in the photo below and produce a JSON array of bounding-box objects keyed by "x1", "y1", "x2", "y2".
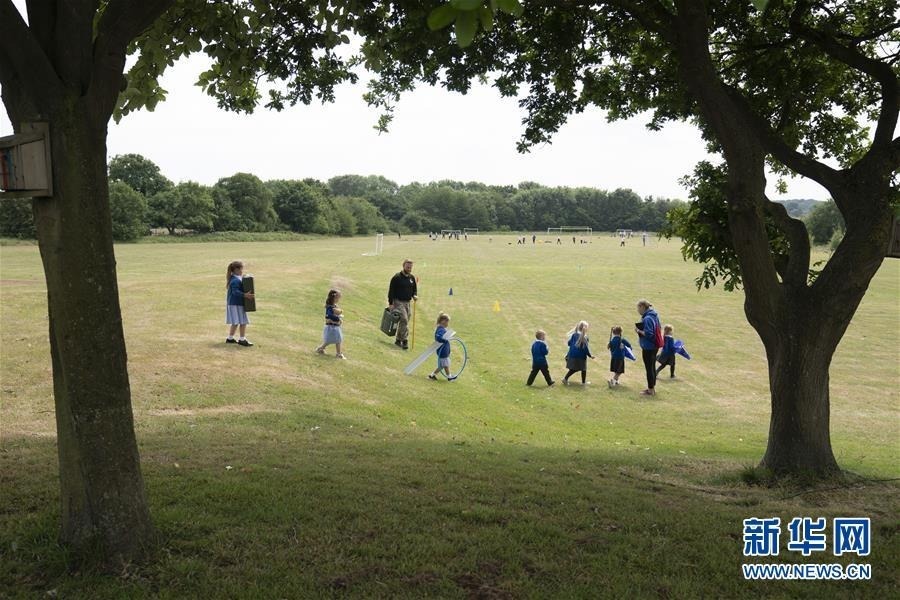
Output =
[{"x1": 1, "y1": 234, "x2": 898, "y2": 598}]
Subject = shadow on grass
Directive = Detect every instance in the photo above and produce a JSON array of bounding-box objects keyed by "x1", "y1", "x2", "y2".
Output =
[{"x1": 2, "y1": 414, "x2": 898, "y2": 599}]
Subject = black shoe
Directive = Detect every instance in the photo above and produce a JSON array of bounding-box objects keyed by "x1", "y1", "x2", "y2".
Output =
[
  {"x1": 395, "y1": 339, "x2": 403, "y2": 348},
  {"x1": 238, "y1": 339, "x2": 253, "y2": 347},
  {"x1": 401, "y1": 341, "x2": 409, "y2": 350},
  {"x1": 225, "y1": 338, "x2": 237, "y2": 344}
]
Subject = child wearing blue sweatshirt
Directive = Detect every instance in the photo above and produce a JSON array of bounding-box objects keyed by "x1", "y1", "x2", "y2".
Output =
[
  {"x1": 526, "y1": 330, "x2": 555, "y2": 387},
  {"x1": 655, "y1": 324, "x2": 677, "y2": 378},
  {"x1": 563, "y1": 320, "x2": 594, "y2": 385},
  {"x1": 428, "y1": 313, "x2": 456, "y2": 381},
  {"x1": 607, "y1": 326, "x2": 633, "y2": 388}
]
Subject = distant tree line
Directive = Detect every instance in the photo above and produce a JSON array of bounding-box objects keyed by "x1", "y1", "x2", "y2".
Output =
[{"x1": 0, "y1": 153, "x2": 834, "y2": 243}]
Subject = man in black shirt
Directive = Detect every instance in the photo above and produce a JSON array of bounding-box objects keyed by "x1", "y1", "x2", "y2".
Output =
[{"x1": 387, "y1": 259, "x2": 417, "y2": 349}]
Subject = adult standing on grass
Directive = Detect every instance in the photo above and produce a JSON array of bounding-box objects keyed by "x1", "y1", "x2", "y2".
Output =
[
  {"x1": 388, "y1": 259, "x2": 417, "y2": 349},
  {"x1": 635, "y1": 299, "x2": 662, "y2": 395}
]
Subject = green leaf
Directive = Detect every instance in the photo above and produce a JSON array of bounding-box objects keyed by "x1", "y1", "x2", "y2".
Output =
[
  {"x1": 450, "y1": 0, "x2": 482, "y2": 9},
  {"x1": 454, "y1": 9, "x2": 478, "y2": 47},
  {"x1": 496, "y1": 0, "x2": 523, "y2": 16},
  {"x1": 479, "y1": 7, "x2": 494, "y2": 32},
  {"x1": 427, "y1": 5, "x2": 459, "y2": 31},
  {"x1": 751, "y1": 0, "x2": 769, "y2": 11}
]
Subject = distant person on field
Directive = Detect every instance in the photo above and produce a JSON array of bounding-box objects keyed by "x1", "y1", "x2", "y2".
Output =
[
  {"x1": 635, "y1": 299, "x2": 662, "y2": 395},
  {"x1": 563, "y1": 320, "x2": 594, "y2": 385},
  {"x1": 526, "y1": 330, "x2": 554, "y2": 387},
  {"x1": 655, "y1": 324, "x2": 677, "y2": 378},
  {"x1": 620, "y1": 233, "x2": 626, "y2": 247},
  {"x1": 607, "y1": 326, "x2": 632, "y2": 388},
  {"x1": 225, "y1": 260, "x2": 254, "y2": 347},
  {"x1": 557, "y1": 237, "x2": 561, "y2": 245},
  {"x1": 387, "y1": 259, "x2": 417, "y2": 350},
  {"x1": 428, "y1": 313, "x2": 456, "y2": 381},
  {"x1": 642, "y1": 231, "x2": 648, "y2": 246},
  {"x1": 532, "y1": 234, "x2": 536, "y2": 244},
  {"x1": 315, "y1": 289, "x2": 346, "y2": 359}
]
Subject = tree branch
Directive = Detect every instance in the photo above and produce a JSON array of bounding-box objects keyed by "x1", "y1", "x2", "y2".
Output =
[
  {"x1": 25, "y1": 0, "x2": 98, "y2": 92},
  {"x1": 835, "y1": 21, "x2": 900, "y2": 44},
  {"x1": 789, "y1": 4, "x2": 899, "y2": 151},
  {"x1": 763, "y1": 197, "x2": 810, "y2": 288},
  {"x1": 94, "y1": 0, "x2": 175, "y2": 59},
  {"x1": 720, "y1": 84, "x2": 842, "y2": 191},
  {"x1": 89, "y1": 0, "x2": 175, "y2": 121},
  {"x1": 0, "y1": 0, "x2": 60, "y2": 102}
]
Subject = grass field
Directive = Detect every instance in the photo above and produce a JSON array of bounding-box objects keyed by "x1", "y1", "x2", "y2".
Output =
[{"x1": 1, "y1": 234, "x2": 898, "y2": 598}]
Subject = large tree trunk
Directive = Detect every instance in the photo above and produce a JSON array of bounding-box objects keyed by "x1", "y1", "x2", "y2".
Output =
[
  {"x1": 30, "y1": 100, "x2": 153, "y2": 562},
  {"x1": 757, "y1": 313, "x2": 840, "y2": 475}
]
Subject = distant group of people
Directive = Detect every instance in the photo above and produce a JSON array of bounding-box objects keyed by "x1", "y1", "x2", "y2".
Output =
[
  {"x1": 224, "y1": 247, "x2": 681, "y2": 393},
  {"x1": 428, "y1": 231, "x2": 468, "y2": 240}
]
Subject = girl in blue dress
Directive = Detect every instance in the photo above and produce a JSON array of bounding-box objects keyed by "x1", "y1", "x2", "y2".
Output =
[
  {"x1": 225, "y1": 260, "x2": 254, "y2": 347},
  {"x1": 316, "y1": 289, "x2": 346, "y2": 359}
]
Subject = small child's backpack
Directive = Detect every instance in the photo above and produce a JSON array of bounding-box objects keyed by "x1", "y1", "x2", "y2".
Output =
[{"x1": 654, "y1": 319, "x2": 664, "y2": 349}]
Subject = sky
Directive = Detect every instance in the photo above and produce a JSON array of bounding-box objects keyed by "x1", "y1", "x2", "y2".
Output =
[{"x1": 1, "y1": 3, "x2": 831, "y2": 201}]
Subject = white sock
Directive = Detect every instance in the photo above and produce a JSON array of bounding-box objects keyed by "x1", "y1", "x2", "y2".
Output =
[
  {"x1": 227, "y1": 336, "x2": 235, "y2": 340},
  {"x1": 239, "y1": 337, "x2": 246, "y2": 341}
]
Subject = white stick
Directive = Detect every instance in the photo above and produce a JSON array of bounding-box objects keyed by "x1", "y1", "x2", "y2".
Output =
[
  {"x1": 403, "y1": 342, "x2": 442, "y2": 375},
  {"x1": 403, "y1": 330, "x2": 455, "y2": 375}
]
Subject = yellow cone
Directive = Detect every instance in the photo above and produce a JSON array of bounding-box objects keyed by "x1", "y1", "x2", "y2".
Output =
[{"x1": 493, "y1": 300, "x2": 501, "y2": 313}]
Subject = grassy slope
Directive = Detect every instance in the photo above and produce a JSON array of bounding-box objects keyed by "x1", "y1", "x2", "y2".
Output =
[{"x1": 1, "y1": 235, "x2": 898, "y2": 598}]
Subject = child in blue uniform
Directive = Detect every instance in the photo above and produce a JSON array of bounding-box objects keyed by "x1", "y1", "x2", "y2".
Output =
[
  {"x1": 526, "y1": 330, "x2": 554, "y2": 387},
  {"x1": 315, "y1": 289, "x2": 346, "y2": 359},
  {"x1": 225, "y1": 260, "x2": 255, "y2": 347},
  {"x1": 607, "y1": 326, "x2": 633, "y2": 387},
  {"x1": 429, "y1": 313, "x2": 456, "y2": 381},
  {"x1": 563, "y1": 320, "x2": 594, "y2": 385},
  {"x1": 655, "y1": 324, "x2": 676, "y2": 378}
]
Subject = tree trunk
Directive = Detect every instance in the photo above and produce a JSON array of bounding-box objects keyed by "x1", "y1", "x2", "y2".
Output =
[
  {"x1": 758, "y1": 316, "x2": 840, "y2": 475},
  {"x1": 31, "y1": 101, "x2": 153, "y2": 563}
]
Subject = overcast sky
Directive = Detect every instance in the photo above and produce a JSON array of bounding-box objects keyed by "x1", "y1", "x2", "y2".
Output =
[{"x1": 1, "y1": 3, "x2": 830, "y2": 200}]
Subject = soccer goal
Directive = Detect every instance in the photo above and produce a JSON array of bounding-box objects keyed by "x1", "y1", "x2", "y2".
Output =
[
  {"x1": 463, "y1": 228, "x2": 479, "y2": 235},
  {"x1": 363, "y1": 233, "x2": 384, "y2": 256},
  {"x1": 547, "y1": 226, "x2": 592, "y2": 236}
]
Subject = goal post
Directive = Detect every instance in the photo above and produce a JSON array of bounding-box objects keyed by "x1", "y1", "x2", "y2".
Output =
[
  {"x1": 363, "y1": 232, "x2": 384, "y2": 256},
  {"x1": 463, "y1": 228, "x2": 479, "y2": 235},
  {"x1": 547, "y1": 226, "x2": 592, "y2": 236}
]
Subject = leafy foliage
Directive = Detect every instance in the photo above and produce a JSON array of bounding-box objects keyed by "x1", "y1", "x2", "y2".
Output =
[
  {"x1": 108, "y1": 181, "x2": 149, "y2": 241},
  {"x1": 115, "y1": 0, "x2": 362, "y2": 121},
  {"x1": 0, "y1": 199, "x2": 36, "y2": 239},
  {"x1": 804, "y1": 200, "x2": 845, "y2": 245},
  {"x1": 212, "y1": 173, "x2": 278, "y2": 232},
  {"x1": 149, "y1": 181, "x2": 216, "y2": 234},
  {"x1": 662, "y1": 162, "x2": 792, "y2": 291},
  {"x1": 109, "y1": 154, "x2": 173, "y2": 198}
]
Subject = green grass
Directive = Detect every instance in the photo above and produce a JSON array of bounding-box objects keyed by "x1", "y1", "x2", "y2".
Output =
[{"x1": 1, "y1": 235, "x2": 898, "y2": 598}]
